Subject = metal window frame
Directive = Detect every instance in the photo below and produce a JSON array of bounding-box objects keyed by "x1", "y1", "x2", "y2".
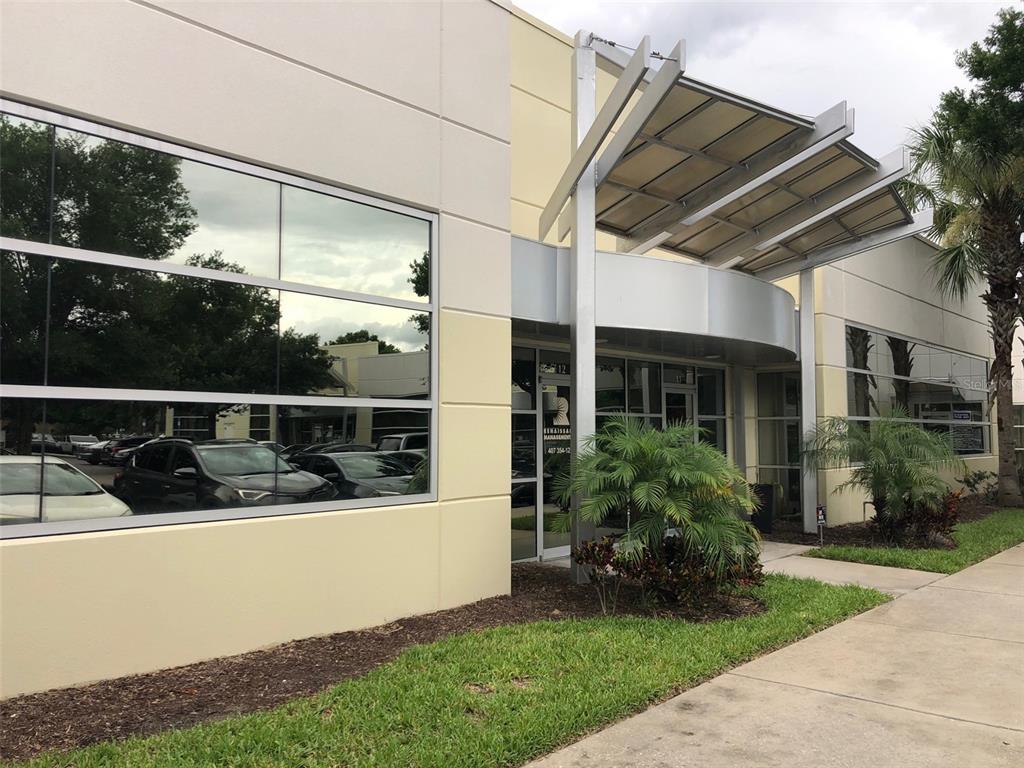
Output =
[{"x1": 0, "y1": 101, "x2": 441, "y2": 539}]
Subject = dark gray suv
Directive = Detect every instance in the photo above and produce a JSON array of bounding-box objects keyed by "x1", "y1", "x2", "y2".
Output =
[{"x1": 118, "y1": 438, "x2": 336, "y2": 513}]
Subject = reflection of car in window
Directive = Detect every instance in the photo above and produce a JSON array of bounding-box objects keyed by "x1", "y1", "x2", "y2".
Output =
[
  {"x1": 375, "y1": 433, "x2": 428, "y2": 452},
  {"x1": 102, "y1": 436, "x2": 155, "y2": 465},
  {"x1": 291, "y1": 452, "x2": 413, "y2": 499},
  {"x1": 69, "y1": 435, "x2": 100, "y2": 457},
  {"x1": 380, "y1": 449, "x2": 426, "y2": 474},
  {"x1": 0, "y1": 456, "x2": 132, "y2": 524},
  {"x1": 118, "y1": 438, "x2": 336, "y2": 514}
]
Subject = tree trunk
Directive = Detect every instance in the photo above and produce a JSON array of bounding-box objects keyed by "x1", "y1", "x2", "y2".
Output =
[{"x1": 980, "y1": 215, "x2": 1023, "y2": 507}]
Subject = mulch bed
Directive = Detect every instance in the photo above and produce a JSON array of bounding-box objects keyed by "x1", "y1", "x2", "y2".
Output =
[
  {"x1": 762, "y1": 494, "x2": 1002, "y2": 546},
  {"x1": 0, "y1": 563, "x2": 761, "y2": 762}
]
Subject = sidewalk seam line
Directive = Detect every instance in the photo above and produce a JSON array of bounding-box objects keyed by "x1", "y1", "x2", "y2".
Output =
[
  {"x1": 853, "y1": 617, "x2": 1024, "y2": 645},
  {"x1": 726, "y1": 671, "x2": 1024, "y2": 733},
  {"x1": 927, "y1": 584, "x2": 1022, "y2": 597}
]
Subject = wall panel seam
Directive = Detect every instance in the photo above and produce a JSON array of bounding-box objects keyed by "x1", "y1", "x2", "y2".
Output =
[
  {"x1": 440, "y1": 116, "x2": 511, "y2": 146},
  {"x1": 128, "y1": 0, "x2": 445, "y2": 120},
  {"x1": 511, "y1": 84, "x2": 570, "y2": 115},
  {"x1": 439, "y1": 209, "x2": 512, "y2": 234}
]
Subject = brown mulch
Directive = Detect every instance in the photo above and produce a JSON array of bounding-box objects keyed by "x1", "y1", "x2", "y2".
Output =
[
  {"x1": 762, "y1": 495, "x2": 1003, "y2": 547},
  {"x1": 0, "y1": 563, "x2": 761, "y2": 762}
]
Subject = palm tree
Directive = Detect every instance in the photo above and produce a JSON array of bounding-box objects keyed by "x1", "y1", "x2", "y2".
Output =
[
  {"x1": 553, "y1": 415, "x2": 759, "y2": 579},
  {"x1": 802, "y1": 411, "x2": 964, "y2": 541},
  {"x1": 902, "y1": 123, "x2": 1024, "y2": 506}
]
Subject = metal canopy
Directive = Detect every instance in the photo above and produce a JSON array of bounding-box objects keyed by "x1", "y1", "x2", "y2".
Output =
[{"x1": 587, "y1": 39, "x2": 915, "y2": 278}]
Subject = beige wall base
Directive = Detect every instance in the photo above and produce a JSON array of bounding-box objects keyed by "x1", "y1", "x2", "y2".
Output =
[{"x1": 0, "y1": 496, "x2": 510, "y2": 699}]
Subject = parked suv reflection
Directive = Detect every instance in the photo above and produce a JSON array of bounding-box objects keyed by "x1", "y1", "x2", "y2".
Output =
[
  {"x1": 290, "y1": 452, "x2": 413, "y2": 499},
  {"x1": 119, "y1": 438, "x2": 336, "y2": 513}
]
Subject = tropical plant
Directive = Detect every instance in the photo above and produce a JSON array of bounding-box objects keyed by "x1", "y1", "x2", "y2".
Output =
[
  {"x1": 802, "y1": 411, "x2": 964, "y2": 542},
  {"x1": 553, "y1": 415, "x2": 759, "y2": 580},
  {"x1": 900, "y1": 8, "x2": 1024, "y2": 507}
]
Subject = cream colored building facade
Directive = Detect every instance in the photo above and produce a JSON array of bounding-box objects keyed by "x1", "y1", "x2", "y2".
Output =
[{"x1": 0, "y1": 0, "x2": 997, "y2": 699}]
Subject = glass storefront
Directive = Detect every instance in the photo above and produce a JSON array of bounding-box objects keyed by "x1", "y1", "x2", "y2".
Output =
[{"x1": 509, "y1": 346, "x2": 727, "y2": 560}]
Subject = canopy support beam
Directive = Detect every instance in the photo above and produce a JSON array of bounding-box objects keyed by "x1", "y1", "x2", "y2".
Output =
[
  {"x1": 538, "y1": 35, "x2": 651, "y2": 241},
  {"x1": 799, "y1": 269, "x2": 819, "y2": 534},
  {"x1": 569, "y1": 31, "x2": 598, "y2": 584}
]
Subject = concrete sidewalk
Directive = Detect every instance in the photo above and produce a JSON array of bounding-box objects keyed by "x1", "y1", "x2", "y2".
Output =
[
  {"x1": 759, "y1": 541, "x2": 945, "y2": 595},
  {"x1": 529, "y1": 545, "x2": 1024, "y2": 768}
]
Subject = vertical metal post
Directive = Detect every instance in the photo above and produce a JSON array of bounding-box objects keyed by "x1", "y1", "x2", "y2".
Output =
[
  {"x1": 799, "y1": 269, "x2": 819, "y2": 534},
  {"x1": 570, "y1": 31, "x2": 597, "y2": 584}
]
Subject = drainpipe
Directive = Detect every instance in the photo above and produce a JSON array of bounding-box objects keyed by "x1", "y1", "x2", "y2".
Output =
[
  {"x1": 799, "y1": 269, "x2": 819, "y2": 534},
  {"x1": 570, "y1": 30, "x2": 597, "y2": 584}
]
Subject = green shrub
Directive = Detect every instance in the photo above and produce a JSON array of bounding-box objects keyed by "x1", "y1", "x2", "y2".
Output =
[
  {"x1": 556, "y1": 415, "x2": 760, "y2": 593},
  {"x1": 803, "y1": 410, "x2": 963, "y2": 542}
]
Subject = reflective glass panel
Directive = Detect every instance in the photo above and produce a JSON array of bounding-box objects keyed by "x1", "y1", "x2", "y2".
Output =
[
  {"x1": 697, "y1": 368, "x2": 725, "y2": 416},
  {"x1": 756, "y1": 467, "x2": 802, "y2": 519},
  {"x1": 663, "y1": 364, "x2": 694, "y2": 386},
  {"x1": 0, "y1": 397, "x2": 45, "y2": 524},
  {"x1": 595, "y1": 357, "x2": 625, "y2": 412},
  {"x1": 512, "y1": 413, "x2": 536, "y2": 478},
  {"x1": 2, "y1": 398, "x2": 431, "y2": 523},
  {"x1": 627, "y1": 360, "x2": 661, "y2": 414},
  {"x1": 512, "y1": 347, "x2": 536, "y2": 410},
  {"x1": 281, "y1": 292, "x2": 429, "y2": 398},
  {"x1": 0, "y1": 115, "x2": 52, "y2": 242},
  {"x1": 757, "y1": 372, "x2": 800, "y2": 418},
  {"x1": 53, "y1": 128, "x2": 280, "y2": 278},
  {"x1": 0, "y1": 251, "x2": 48, "y2": 385},
  {"x1": 511, "y1": 482, "x2": 537, "y2": 561},
  {"x1": 757, "y1": 420, "x2": 801, "y2": 466},
  {"x1": 281, "y1": 185, "x2": 430, "y2": 301},
  {"x1": 31, "y1": 252, "x2": 281, "y2": 393},
  {"x1": 699, "y1": 418, "x2": 726, "y2": 452}
]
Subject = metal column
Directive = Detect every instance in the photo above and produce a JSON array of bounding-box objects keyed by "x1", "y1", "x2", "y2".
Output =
[
  {"x1": 799, "y1": 269, "x2": 819, "y2": 533},
  {"x1": 569, "y1": 31, "x2": 597, "y2": 584}
]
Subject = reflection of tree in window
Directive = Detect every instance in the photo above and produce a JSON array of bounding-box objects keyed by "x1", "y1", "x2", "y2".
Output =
[
  {"x1": 0, "y1": 117, "x2": 334, "y2": 446},
  {"x1": 887, "y1": 335, "x2": 915, "y2": 412},
  {"x1": 328, "y1": 329, "x2": 401, "y2": 355},
  {"x1": 408, "y1": 251, "x2": 429, "y2": 343},
  {"x1": 846, "y1": 326, "x2": 876, "y2": 416}
]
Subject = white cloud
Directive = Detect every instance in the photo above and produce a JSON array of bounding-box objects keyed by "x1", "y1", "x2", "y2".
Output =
[{"x1": 513, "y1": 0, "x2": 1007, "y2": 155}]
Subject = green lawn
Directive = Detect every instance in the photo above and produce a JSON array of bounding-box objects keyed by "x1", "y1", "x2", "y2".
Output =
[
  {"x1": 9, "y1": 576, "x2": 886, "y2": 768},
  {"x1": 805, "y1": 508, "x2": 1024, "y2": 574}
]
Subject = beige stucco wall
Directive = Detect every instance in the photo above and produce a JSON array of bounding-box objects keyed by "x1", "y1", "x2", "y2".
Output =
[
  {"x1": 0, "y1": 0, "x2": 512, "y2": 698},
  {"x1": 809, "y1": 237, "x2": 997, "y2": 524}
]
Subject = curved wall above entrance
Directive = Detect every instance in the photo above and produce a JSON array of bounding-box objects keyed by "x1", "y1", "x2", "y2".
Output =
[{"x1": 512, "y1": 236, "x2": 798, "y2": 364}]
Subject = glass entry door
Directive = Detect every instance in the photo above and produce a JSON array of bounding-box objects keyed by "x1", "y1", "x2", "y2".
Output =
[{"x1": 539, "y1": 374, "x2": 572, "y2": 559}]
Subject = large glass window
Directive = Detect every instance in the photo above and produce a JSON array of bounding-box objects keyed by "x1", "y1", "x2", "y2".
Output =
[
  {"x1": 845, "y1": 324, "x2": 991, "y2": 455},
  {"x1": 0, "y1": 106, "x2": 435, "y2": 535}
]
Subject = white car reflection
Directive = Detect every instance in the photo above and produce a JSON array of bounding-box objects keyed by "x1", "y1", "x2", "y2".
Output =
[{"x1": 0, "y1": 455, "x2": 133, "y2": 523}]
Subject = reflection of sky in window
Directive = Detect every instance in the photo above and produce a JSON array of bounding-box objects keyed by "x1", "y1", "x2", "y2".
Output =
[
  {"x1": 173, "y1": 160, "x2": 280, "y2": 278},
  {"x1": 280, "y1": 292, "x2": 426, "y2": 353},
  {"x1": 281, "y1": 186, "x2": 428, "y2": 302}
]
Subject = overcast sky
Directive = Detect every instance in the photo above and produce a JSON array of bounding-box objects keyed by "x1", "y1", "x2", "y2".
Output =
[{"x1": 513, "y1": 0, "x2": 1010, "y2": 156}]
